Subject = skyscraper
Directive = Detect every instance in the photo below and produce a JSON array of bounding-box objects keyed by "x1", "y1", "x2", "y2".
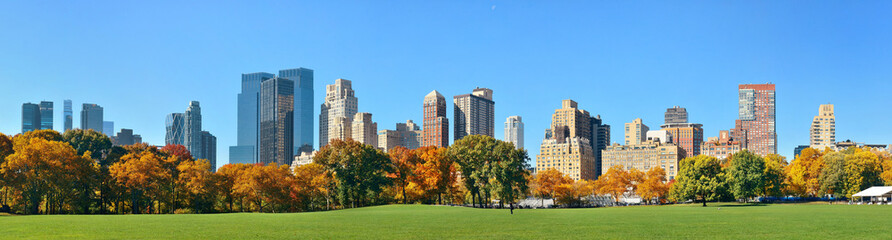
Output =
[
  {"x1": 664, "y1": 106, "x2": 688, "y2": 125},
  {"x1": 103, "y1": 121, "x2": 114, "y2": 136},
  {"x1": 624, "y1": 118, "x2": 649, "y2": 145},
  {"x1": 505, "y1": 116, "x2": 524, "y2": 149},
  {"x1": 185, "y1": 101, "x2": 202, "y2": 159},
  {"x1": 590, "y1": 115, "x2": 611, "y2": 172},
  {"x1": 422, "y1": 90, "x2": 449, "y2": 148},
  {"x1": 320, "y1": 79, "x2": 358, "y2": 147},
  {"x1": 810, "y1": 104, "x2": 835, "y2": 149},
  {"x1": 165, "y1": 113, "x2": 185, "y2": 145},
  {"x1": 231, "y1": 72, "x2": 275, "y2": 164},
  {"x1": 536, "y1": 99, "x2": 596, "y2": 181},
  {"x1": 278, "y1": 68, "x2": 314, "y2": 154},
  {"x1": 63, "y1": 100, "x2": 73, "y2": 132},
  {"x1": 21, "y1": 103, "x2": 40, "y2": 133},
  {"x1": 352, "y1": 112, "x2": 378, "y2": 147},
  {"x1": 81, "y1": 103, "x2": 103, "y2": 133},
  {"x1": 39, "y1": 101, "x2": 53, "y2": 130},
  {"x1": 200, "y1": 131, "x2": 217, "y2": 172},
  {"x1": 733, "y1": 84, "x2": 776, "y2": 156},
  {"x1": 454, "y1": 87, "x2": 494, "y2": 141},
  {"x1": 259, "y1": 77, "x2": 294, "y2": 165}
]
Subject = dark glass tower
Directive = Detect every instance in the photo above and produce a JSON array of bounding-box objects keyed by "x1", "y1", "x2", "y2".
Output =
[
  {"x1": 21, "y1": 103, "x2": 40, "y2": 133},
  {"x1": 39, "y1": 101, "x2": 53, "y2": 130},
  {"x1": 259, "y1": 77, "x2": 294, "y2": 166},
  {"x1": 64, "y1": 100, "x2": 73, "y2": 131}
]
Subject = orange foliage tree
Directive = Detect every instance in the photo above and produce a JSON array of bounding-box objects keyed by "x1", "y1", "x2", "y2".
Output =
[{"x1": 636, "y1": 167, "x2": 669, "y2": 204}]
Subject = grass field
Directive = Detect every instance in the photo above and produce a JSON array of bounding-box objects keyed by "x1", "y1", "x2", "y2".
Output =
[{"x1": 2, "y1": 203, "x2": 891, "y2": 239}]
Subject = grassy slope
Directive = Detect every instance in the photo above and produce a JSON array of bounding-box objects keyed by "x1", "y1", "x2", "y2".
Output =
[{"x1": 1, "y1": 204, "x2": 890, "y2": 239}]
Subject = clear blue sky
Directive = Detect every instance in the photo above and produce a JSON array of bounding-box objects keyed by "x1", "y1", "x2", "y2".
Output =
[{"x1": 2, "y1": 1, "x2": 892, "y2": 166}]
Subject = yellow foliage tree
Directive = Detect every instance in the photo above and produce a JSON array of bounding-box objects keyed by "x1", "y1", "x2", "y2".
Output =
[
  {"x1": 786, "y1": 148, "x2": 824, "y2": 196},
  {"x1": 636, "y1": 167, "x2": 668, "y2": 204}
]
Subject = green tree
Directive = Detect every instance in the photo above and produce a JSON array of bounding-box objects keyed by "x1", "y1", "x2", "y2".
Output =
[
  {"x1": 725, "y1": 150, "x2": 765, "y2": 202},
  {"x1": 670, "y1": 155, "x2": 724, "y2": 206},
  {"x1": 447, "y1": 135, "x2": 499, "y2": 208},
  {"x1": 314, "y1": 139, "x2": 393, "y2": 208},
  {"x1": 62, "y1": 129, "x2": 112, "y2": 160},
  {"x1": 818, "y1": 152, "x2": 846, "y2": 197},
  {"x1": 490, "y1": 141, "x2": 530, "y2": 210}
]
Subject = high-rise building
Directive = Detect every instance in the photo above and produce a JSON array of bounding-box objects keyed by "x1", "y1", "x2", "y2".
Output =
[
  {"x1": 259, "y1": 77, "x2": 294, "y2": 165},
  {"x1": 661, "y1": 123, "x2": 704, "y2": 158},
  {"x1": 810, "y1": 104, "x2": 835, "y2": 149},
  {"x1": 454, "y1": 88, "x2": 494, "y2": 141},
  {"x1": 21, "y1": 103, "x2": 40, "y2": 133},
  {"x1": 279, "y1": 68, "x2": 314, "y2": 154},
  {"x1": 422, "y1": 90, "x2": 449, "y2": 148},
  {"x1": 165, "y1": 113, "x2": 185, "y2": 145},
  {"x1": 63, "y1": 100, "x2": 73, "y2": 132},
  {"x1": 378, "y1": 120, "x2": 422, "y2": 152},
  {"x1": 590, "y1": 115, "x2": 611, "y2": 173},
  {"x1": 733, "y1": 84, "x2": 776, "y2": 156},
  {"x1": 200, "y1": 131, "x2": 217, "y2": 172},
  {"x1": 320, "y1": 79, "x2": 358, "y2": 147},
  {"x1": 185, "y1": 101, "x2": 202, "y2": 158},
  {"x1": 112, "y1": 128, "x2": 141, "y2": 146},
  {"x1": 505, "y1": 116, "x2": 524, "y2": 149},
  {"x1": 624, "y1": 118, "x2": 649, "y2": 145},
  {"x1": 352, "y1": 112, "x2": 378, "y2": 147},
  {"x1": 39, "y1": 101, "x2": 53, "y2": 130},
  {"x1": 231, "y1": 72, "x2": 275, "y2": 165},
  {"x1": 103, "y1": 121, "x2": 115, "y2": 137},
  {"x1": 536, "y1": 100, "x2": 596, "y2": 181},
  {"x1": 602, "y1": 140, "x2": 685, "y2": 180},
  {"x1": 81, "y1": 103, "x2": 104, "y2": 133},
  {"x1": 664, "y1": 106, "x2": 688, "y2": 125}
]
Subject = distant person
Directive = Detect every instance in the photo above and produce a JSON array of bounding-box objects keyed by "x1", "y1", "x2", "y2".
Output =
[{"x1": 510, "y1": 204, "x2": 514, "y2": 214}]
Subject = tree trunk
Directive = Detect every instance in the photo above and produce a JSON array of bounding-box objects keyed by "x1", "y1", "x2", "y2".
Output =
[{"x1": 701, "y1": 197, "x2": 707, "y2": 207}]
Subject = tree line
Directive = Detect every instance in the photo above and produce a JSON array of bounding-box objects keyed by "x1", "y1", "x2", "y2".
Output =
[{"x1": 0, "y1": 130, "x2": 530, "y2": 214}]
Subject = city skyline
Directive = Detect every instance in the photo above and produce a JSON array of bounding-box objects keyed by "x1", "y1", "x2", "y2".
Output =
[{"x1": 3, "y1": 2, "x2": 892, "y2": 167}]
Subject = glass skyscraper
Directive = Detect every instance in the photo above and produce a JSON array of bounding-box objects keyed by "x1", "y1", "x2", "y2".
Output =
[
  {"x1": 39, "y1": 101, "x2": 53, "y2": 130},
  {"x1": 185, "y1": 101, "x2": 202, "y2": 159},
  {"x1": 231, "y1": 72, "x2": 275, "y2": 164},
  {"x1": 103, "y1": 121, "x2": 115, "y2": 137},
  {"x1": 165, "y1": 113, "x2": 185, "y2": 145},
  {"x1": 64, "y1": 100, "x2": 73, "y2": 131},
  {"x1": 279, "y1": 68, "x2": 314, "y2": 154},
  {"x1": 81, "y1": 103, "x2": 104, "y2": 133},
  {"x1": 259, "y1": 77, "x2": 294, "y2": 165},
  {"x1": 21, "y1": 103, "x2": 40, "y2": 133}
]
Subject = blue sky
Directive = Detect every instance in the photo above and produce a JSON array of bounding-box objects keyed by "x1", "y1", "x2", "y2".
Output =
[{"x1": 2, "y1": 1, "x2": 892, "y2": 166}]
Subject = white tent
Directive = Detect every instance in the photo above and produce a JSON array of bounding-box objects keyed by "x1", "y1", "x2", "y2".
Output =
[{"x1": 852, "y1": 186, "x2": 892, "y2": 202}]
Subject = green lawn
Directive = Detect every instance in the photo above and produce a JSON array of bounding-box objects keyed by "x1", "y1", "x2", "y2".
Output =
[{"x1": 1, "y1": 203, "x2": 890, "y2": 239}]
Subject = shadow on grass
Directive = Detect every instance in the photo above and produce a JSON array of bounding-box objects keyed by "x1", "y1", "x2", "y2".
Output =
[{"x1": 714, "y1": 203, "x2": 768, "y2": 207}]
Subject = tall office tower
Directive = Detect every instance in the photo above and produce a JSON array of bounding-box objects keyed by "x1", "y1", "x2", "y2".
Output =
[
  {"x1": 113, "y1": 128, "x2": 139, "y2": 146},
  {"x1": 352, "y1": 112, "x2": 378, "y2": 147},
  {"x1": 453, "y1": 88, "x2": 494, "y2": 141},
  {"x1": 21, "y1": 103, "x2": 40, "y2": 133},
  {"x1": 536, "y1": 100, "x2": 596, "y2": 181},
  {"x1": 259, "y1": 77, "x2": 294, "y2": 165},
  {"x1": 63, "y1": 100, "x2": 73, "y2": 131},
  {"x1": 505, "y1": 116, "x2": 524, "y2": 149},
  {"x1": 103, "y1": 121, "x2": 115, "y2": 136},
  {"x1": 624, "y1": 118, "x2": 649, "y2": 145},
  {"x1": 200, "y1": 131, "x2": 217, "y2": 172},
  {"x1": 590, "y1": 115, "x2": 611, "y2": 175},
  {"x1": 422, "y1": 90, "x2": 449, "y2": 148},
  {"x1": 664, "y1": 106, "x2": 688, "y2": 125},
  {"x1": 733, "y1": 84, "x2": 777, "y2": 156},
  {"x1": 320, "y1": 79, "x2": 358, "y2": 147},
  {"x1": 165, "y1": 113, "x2": 185, "y2": 145},
  {"x1": 184, "y1": 101, "x2": 202, "y2": 158},
  {"x1": 39, "y1": 101, "x2": 53, "y2": 130},
  {"x1": 81, "y1": 103, "x2": 104, "y2": 133},
  {"x1": 278, "y1": 68, "x2": 314, "y2": 154},
  {"x1": 661, "y1": 123, "x2": 703, "y2": 158},
  {"x1": 810, "y1": 104, "x2": 835, "y2": 149},
  {"x1": 377, "y1": 120, "x2": 423, "y2": 152},
  {"x1": 231, "y1": 72, "x2": 275, "y2": 164}
]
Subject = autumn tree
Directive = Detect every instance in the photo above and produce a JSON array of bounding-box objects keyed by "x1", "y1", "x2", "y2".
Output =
[
  {"x1": 762, "y1": 154, "x2": 787, "y2": 197},
  {"x1": 110, "y1": 150, "x2": 170, "y2": 214},
  {"x1": 843, "y1": 148, "x2": 883, "y2": 197},
  {"x1": 3, "y1": 137, "x2": 95, "y2": 214},
  {"x1": 233, "y1": 164, "x2": 297, "y2": 213},
  {"x1": 532, "y1": 168, "x2": 572, "y2": 207},
  {"x1": 388, "y1": 146, "x2": 419, "y2": 203},
  {"x1": 292, "y1": 163, "x2": 335, "y2": 211},
  {"x1": 0, "y1": 133, "x2": 12, "y2": 208},
  {"x1": 670, "y1": 155, "x2": 724, "y2": 206},
  {"x1": 554, "y1": 180, "x2": 593, "y2": 207},
  {"x1": 636, "y1": 167, "x2": 669, "y2": 204},
  {"x1": 786, "y1": 148, "x2": 824, "y2": 196},
  {"x1": 725, "y1": 150, "x2": 765, "y2": 202},
  {"x1": 818, "y1": 152, "x2": 846, "y2": 197},
  {"x1": 595, "y1": 165, "x2": 632, "y2": 203},
  {"x1": 315, "y1": 139, "x2": 393, "y2": 208},
  {"x1": 177, "y1": 159, "x2": 216, "y2": 213},
  {"x1": 414, "y1": 146, "x2": 456, "y2": 204},
  {"x1": 215, "y1": 163, "x2": 252, "y2": 212}
]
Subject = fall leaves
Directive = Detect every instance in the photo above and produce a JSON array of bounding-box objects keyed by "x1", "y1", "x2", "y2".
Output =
[{"x1": 534, "y1": 166, "x2": 670, "y2": 207}]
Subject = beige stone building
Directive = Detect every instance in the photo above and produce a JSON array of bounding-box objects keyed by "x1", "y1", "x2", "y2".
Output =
[
  {"x1": 810, "y1": 104, "x2": 835, "y2": 149},
  {"x1": 352, "y1": 112, "x2": 378, "y2": 147},
  {"x1": 536, "y1": 99, "x2": 597, "y2": 180},
  {"x1": 601, "y1": 140, "x2": 685, "y2": 179},
  {"x1": 624, "y1": 118, "x2": 649, "y2": 145},
  {"x1": 454, "y1": 88, "x2": 494, "y2": 141},
  {"x1": 378, "y1": 120, "x2": 422, "y2": 152},
  {"x1": 700, "y1": 130, "x2": 742, "y2": 160},
  {"x1": 320, "y1": 79, "x2": 358, "y2": 147}
]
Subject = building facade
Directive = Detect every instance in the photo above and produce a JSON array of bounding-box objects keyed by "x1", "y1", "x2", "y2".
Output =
[
  {"x1": 39, "y1": 101, "x2": 53, "y2": 130},
  {"x1": 279, "y1": 68, "x2": 314, "y2": 154},
  {"x1": 103, "y1": 121, "x2": 114, "y2": 137},
  {"x1": 63, "y1": 100, "x2": 73, "y2": 132},
  {"x1": 21, "y1": 103, "x2": 40, "y2": 133},
  {"x1": 536, "y1": 100, "x2": 597, "y2": 181},
  {"x1": 112, "y1": 128, "x2": 142, "y2": 146},
  {"x1": 378, "y1": 120, "x2": 422, "y2": 152},
  {"x1": 81, "y1": 103, "x2": 104, "y2": 133},
  {"x1": 200, "y1": 131, "x2": 217, "y2": 172},
  {"x1": 733, "y1": 84, "x2": 776, "y2": 156},
  {"x1": 624, "y1": 118, "x2": 649, "y2": 145},
  {"x1": 231, "y1": 72, "x2": 275, "y2": 164},
  {"x1": 700, "y1": 130, "x2": 742, "y2": 160},
  {"x1": 184, "y1": 101, "x2": 202, "y2": 158},
  {"x1": 320, "y1": 79, "x2": 358, "y2": 147},
  {"x1": 664, "y1": 106, "x2": 688, "y2": 125},
  {"x1": 291, "y1": 151, "x2": 316, "y2": 172},
  {"x1": 259, "y1": 77, "x2": 294, "y2": 166},
  {"x1": 810, "y1": 104, "x2": 835, "y2": 149},
  {"x1": 165, "y1": 113, "x2": 185, "y2": 146},
  {"x1": 505, "y1": 116, "x2": 524, "y2": 149},
  {"x1": 591, "y1": 115, "x2": 611, "y2": 170},
  {"x1": 660, "y1": 123, "x2": 703, "y2": 158},
  {"x1": 351, "y1": 112, "x2": 378, "y2": 147},
  {"x1": 454, "y1": 88, "x2": 494, "y2": 141},
  {"x1": 422, "y1": 90, "x2": 449, "y2": 148},
  {"x1": 602, "y1": 140, "x2": 685, "y2": 179}
]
